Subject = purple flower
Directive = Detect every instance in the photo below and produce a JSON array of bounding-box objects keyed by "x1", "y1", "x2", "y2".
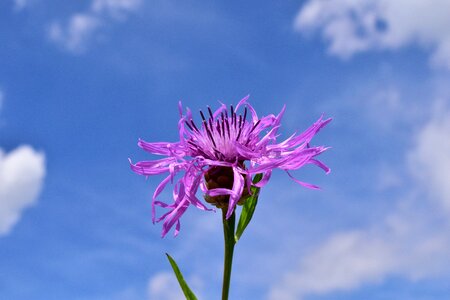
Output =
[{"x1": 130, "y1": 96, "x2": 331, "y2": 237}]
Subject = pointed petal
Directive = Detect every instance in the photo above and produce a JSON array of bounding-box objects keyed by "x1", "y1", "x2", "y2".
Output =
[
  {"x1": 286, "y1": 171, "x2": 320, "y2": 190},
  {"x1": 152, "y1": 174, "x2": 173, "y2": 222},
  {"x1": 309, "y1": 158, "x2": 331, "y2": 174},
  {"x1": 226, "y1": 168, "x2": 244, "y2": 219}
]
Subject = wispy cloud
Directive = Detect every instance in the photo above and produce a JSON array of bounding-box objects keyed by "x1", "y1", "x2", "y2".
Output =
[
  {"x1": 408, "y1": 105, "x2": 450, "y2": 211},
  {"x1": 92, "y1": 0, "x2": 142, "y2": 20},
  {"x1": 0, "y1": 146, "x2": 46, "y2": 236},
  {"x1": 49, "y1": 14, "x2": 102, "y2": 54},
  {"x1": 268, "y1": 105, "x2": 450, "y2": 300},
  {"x1": 147, "y1": 272, "x2": 184, "y2": 300},
  {"x1": 13, "y1": 0, "x2": 29, "y2": 11},
  {"x1": 48, "y1": 0, "x2": 141, "y2": 53},
  {"x1": 295, "y1": 0, "x2": 450, "y2": 69},
  {"x1": 147, "y1": 271, "x2": 203, "y2": 300}
]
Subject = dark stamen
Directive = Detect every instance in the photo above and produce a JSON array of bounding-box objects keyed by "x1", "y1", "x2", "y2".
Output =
[
  {"x1": 185, "y1": 121, "x2": 194, "y2": 131},
  {"x1": 205, "y1": 127, "x2": 217, "y2": 148},
  {"x1": 207, "y1": 106, "x2": 214, "y2": 120},
  {"x1": 225, "y1": 118, "x2": 230, "y2": 138},
  {"x1": 216, "y1": 119, "x2": 222, "y2": 136},
  {"x1": 209, "y1": 118, "x2": 214, "y2": 132},
  {"x1": 190, "y1": 120, "x2": 199, "y2": 132},
  {"x1": 221, "y1": 112, "x2": 226, "y2": 137},
  {"x1": 213, "y1": 149, "x2": 222, "y2": 159},
  {"x1": 236, "y1": 115, "x2": 243, "y2": 141},
  {"x1": 200, "y1": 110, "x2": 207, "y2": 122},
  {"x1": 187, "y1": 140, "x2": 198, "y2": 147},
  {"x1": 243, "y1": 107, "x2": 247, "y2": 122},
  {"x1": 188, "y1": 140, "x2": 208, "y2": 157},
  {"x1": 230, "y1": 105, "x2": 235, "y2": 125},
  {"x1": 249, "y1": 119, "x2": 261, "y2": 134}
]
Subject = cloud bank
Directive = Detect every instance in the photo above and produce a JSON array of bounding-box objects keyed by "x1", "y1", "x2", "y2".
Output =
[
  {"x1": 0, "y1": 145, "x2": 46, "y2": 236},
  {"x1": 268, "y1": 107, "x2": 450, "y2": 299},
  {"x1": 295, "y1": 0, "x2": 450, "y2": 69}
]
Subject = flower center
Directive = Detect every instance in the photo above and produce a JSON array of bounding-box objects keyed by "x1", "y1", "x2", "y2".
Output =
[
  {"x1": 203, "y1": 164, "x2": 250, "y2": 209},
  {"x1": 185, "y1": 105, "x2": 261, "y2": 162}
]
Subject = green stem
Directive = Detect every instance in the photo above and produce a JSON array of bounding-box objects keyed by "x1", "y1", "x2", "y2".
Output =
[{"x1": 221, "y1": 208, "x2": 236, "y2": 300}]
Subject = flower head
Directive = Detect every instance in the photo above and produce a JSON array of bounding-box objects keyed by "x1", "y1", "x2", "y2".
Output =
[{"x1": 130, "y1": 96, "x2": 331, "y2": 237}]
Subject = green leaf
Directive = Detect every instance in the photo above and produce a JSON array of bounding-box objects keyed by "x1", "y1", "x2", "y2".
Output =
[
  {"x1": 235, "y1": 173, "x2": 263, "y2": 242},
  {"x1": 165, "y1": 253, "x2": 198, "y2": 300}
]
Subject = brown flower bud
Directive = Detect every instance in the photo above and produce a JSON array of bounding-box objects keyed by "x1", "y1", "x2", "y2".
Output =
[{"x1": 203, "y1": 164, "x2": 250, "y2": 209}]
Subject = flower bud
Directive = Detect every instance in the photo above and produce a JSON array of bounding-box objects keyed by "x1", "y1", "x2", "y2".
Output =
[{"x1": 204, "y1": 165, "x2": 250, "y2": 209}]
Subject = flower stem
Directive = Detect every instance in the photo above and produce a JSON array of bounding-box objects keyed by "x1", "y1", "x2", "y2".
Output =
[{"x1": 221, "y1": 208, "x2": 236, "y2": 300}]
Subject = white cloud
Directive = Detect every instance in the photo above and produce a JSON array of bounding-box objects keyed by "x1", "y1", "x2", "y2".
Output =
[
  {"x1": 148, "y1": 272, "x2": 184, "y2": 300},
  {"x1": 13, "y1": 0, "x2": 29, "y2": 11},
  {"x1": 295, "y1": 0, "x2": 450, "y2": 69},
  {"x1": 147, "y1": 271, "x2": 203, "y2": 300},
  {"x1": 92, "y1": 0, "x2": 141, "y2": 19},
  {"x1": 0, "y1": 145, "x2": 46, "y2": 236},
  {"x1": 408, "y1": 108, "x2": 450, "y2": 211},
  {"x1": 268, "y1": 107, "x2": 450, "y2": 300},
  {"x1": 48, "y1": 0, "x2": 141, "y2": 53},
  {"x1": 268, "y1": 206, "x2": 450, "y2": 300},
  {"x1": 49, "y1": 14, "x2": 102, "y2": 53},
  {"x1": 268, "y1": 230, "x2": 397, "y2": 300},
  {"x1": 376, "y1": 164, "x2": 403, "y2": 191}
]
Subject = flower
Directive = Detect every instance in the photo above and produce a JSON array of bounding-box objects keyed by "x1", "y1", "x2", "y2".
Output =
[{"x1": 130, "y1": 96, "x2": 331, "y2": 237}]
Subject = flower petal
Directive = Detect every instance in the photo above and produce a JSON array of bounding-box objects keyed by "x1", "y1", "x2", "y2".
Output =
[
  {"x1": 286, "y1": 171, "x2": 320, "y2": 190},
  {"x1": 253, "y1": 170, "x2": 271, "y2": 188},
  {"x1": 161, "y1": 198, "x2": 189, "y2": 237},
  {"x1": 308, "y1": 158, "x2": 331, "y2": 174},
  {"x1": 226, "y1": 168, "x2": 244, "y2": 219},
  {"x1": 152, "y1": 174, "x2": 173, "y2": 222}
]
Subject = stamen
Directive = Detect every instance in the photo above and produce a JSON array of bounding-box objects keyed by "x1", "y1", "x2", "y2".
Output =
[
  {"x1": 225, "y1": 117, "x2": 230, "y2": 138},
  {"x1": 245, "y1": 119, "x2": 261, "y2": 145},
  {"x1": 221, "y1": 113, "x2": 226, "y2": 138},
  {"x1": 207, "y1": 106, "x2": 214, "y2": 120},
  {"x1": 213, "y1": 149, "x2": 223, "y2": 160},
  {"x1": 221, "y1": 118, "x2": 225, "y2": 137},
  {"x1": 230, "y1": 105, "x2": 235, "y2": 126},
  {"x1": 185, "y1": 121, "x2": 194, "y2": 131},
  {"x1": 200, "y1": 110, "x2": 207, "y2": 122},
  {"x1": 236, "y1": 115, "x2": 243, "y2": 141},
  {"x1": 200, "y1": 110, "x2": 212, "y2": 134},
  {"x1": 209, "y1": 118, "x2": 214, "y2": 133},
  {"x1": 205, "y1": 126, "x2": 217, "y2": 148},
  {"x1": 249, "y1": 119, "x2": 261, "y2": 134},
  {"x1": 216, "y1": 119, "x2": 222, "y2": 136},
  {"x1": 188, "y1": 140, "x2": 208, "y2": 157},
  {"x1": 243, "y1": 107, "x2": 247, "y2": 122},
  {"x1": 187, "y1": 140, "x2": 198, "y2": 147},
  {"x1": 190, "y1": 120, "x2": 199, "y2": 132}
]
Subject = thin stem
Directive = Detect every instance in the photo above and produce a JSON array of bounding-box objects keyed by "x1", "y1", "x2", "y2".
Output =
[{"x1": 221, "y1": 208, "x2": 236, "y2": 300}]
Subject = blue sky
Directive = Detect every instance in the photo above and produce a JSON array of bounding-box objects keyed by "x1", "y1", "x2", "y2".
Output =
[{"x1": 1, "y1": 0, "x2": 450, "y2": 299}]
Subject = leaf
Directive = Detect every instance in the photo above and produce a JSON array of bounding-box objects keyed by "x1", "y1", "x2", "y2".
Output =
[
  {"x1": 166, "y1": 253, "x2": 198, "y2": 300},
  {"x1": 235, "y1": 173, "x2": 263, "y2": 242}
]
